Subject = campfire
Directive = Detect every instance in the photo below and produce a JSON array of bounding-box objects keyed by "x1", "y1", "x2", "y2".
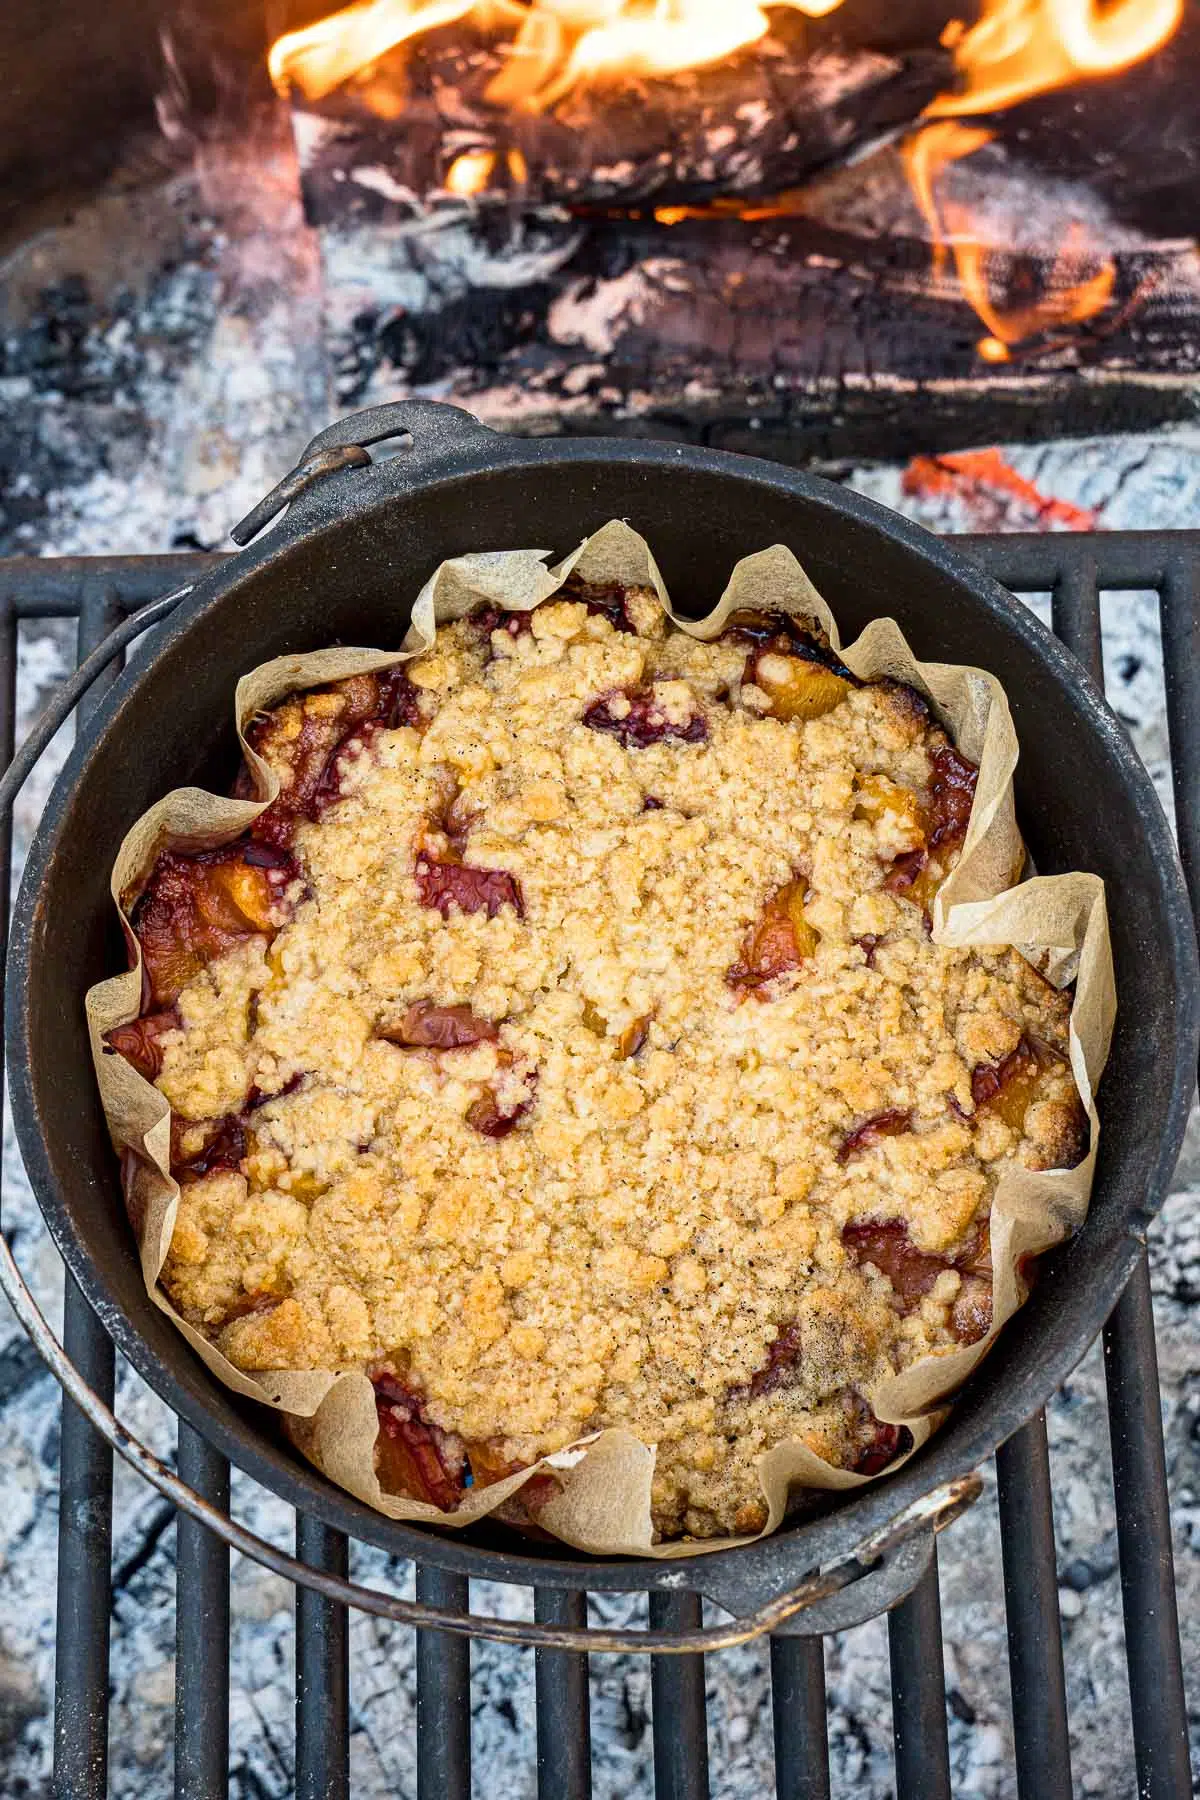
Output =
[{"x1": 261, "y1": 0, "x2": 1194, "y2": 439}]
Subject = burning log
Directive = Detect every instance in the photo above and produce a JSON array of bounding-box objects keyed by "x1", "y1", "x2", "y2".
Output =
[{"x1": 281, "y1": 12, "x2": 950, "y2": 225}]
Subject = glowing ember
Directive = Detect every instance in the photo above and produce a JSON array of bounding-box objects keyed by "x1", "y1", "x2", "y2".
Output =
[{"x1": 902, "y1": 449, "x2": 1101, "y2": 531}]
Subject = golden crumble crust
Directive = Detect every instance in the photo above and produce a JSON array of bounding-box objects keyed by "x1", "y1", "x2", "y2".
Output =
[{"x1": 120, "y1": 583, "x2": 1085, "y2": 1540}]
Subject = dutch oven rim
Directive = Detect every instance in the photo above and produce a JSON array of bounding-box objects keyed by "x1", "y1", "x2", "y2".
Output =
[{"x1": 8, "y1": 418, "x2": 1198, "y2": 1598}]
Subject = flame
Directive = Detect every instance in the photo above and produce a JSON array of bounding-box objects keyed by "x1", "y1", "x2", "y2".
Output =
[
  {"x1": 268, "y1": 0, "x2": 1179, "y2": 112},
  {"x1": 269, "y1": 0, "x2": 477, "y2": 101},
  {"x1": 904, "y1": 1, "x2": 1181, "y2": 356},
  {"x1": 445, "y1": 148, "x2": 499, "y2": 195},
  {"x1": 526, "y1": 2, "x2": 841, "y2": 108},
  {"x1": 903, "y1": 120, "x2": 994, "y2": 280},
  {"x1": 270, "y1": 1, "x2": 846, "y2": 107},
  {"x1": 926, "y1": 0, "x2": 1184, "y2": 118},
  {"x1": 901, "y1": 124, "x2": 1117, "y2": 358},
  {"x1": 952, "y1": 226, "x2": 1116, "y2": 359},
  {"x1": 950, "y1": 222, "x2": 1117, "y2": 354}
]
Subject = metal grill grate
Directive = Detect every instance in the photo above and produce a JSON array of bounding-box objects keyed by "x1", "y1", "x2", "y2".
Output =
[{"x1": 0, "y1": 532, "x2": 1195, "y2": 1800}]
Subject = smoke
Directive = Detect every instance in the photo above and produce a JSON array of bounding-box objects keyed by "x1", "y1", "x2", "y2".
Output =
[{"x1": 153, "y1": 27, "x2": 194, "y2": 149}]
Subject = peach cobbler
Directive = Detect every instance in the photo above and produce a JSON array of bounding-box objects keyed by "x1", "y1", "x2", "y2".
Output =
[{"x1": 106, "y1": 576, "x2": 1085, "y2": 1539}]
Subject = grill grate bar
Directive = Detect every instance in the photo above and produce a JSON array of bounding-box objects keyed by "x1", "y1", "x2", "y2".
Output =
[
  {"x1": 295, "y1": 1517, "x2": 351, "y2": 1800},
  {"x1": 52, "y1": 587, "x2": 125, "y2": 1800},
  {"x1": 769, "y1": 1637, "x2": 831, "y2": 1800},
  {"x1": 994, "y1": 1413, "x2": 1073, "y2": 1800},
  {"x1": 415, "y1": 1565, "x2": 472, "y2": 1800},
  {"x1": 1050, "y1": 553, "x2": 1104, "y2": 679},
  {"x1": 534, "y1": 1588, "x2": 593, "y2": 1799},
  {"x1": 649, "y1": 1591, "x2": 710, "y2": 1800},
  {"x1": 1043, "y1": 548, "x2": 1104, "y2": 678},
  {"x1": 1113, "y1": 555, "x2": 1196, "y2": 1800},
  {"x1": 888, "y1": 1555, "x2": 951, "y2": 1800},
  {"x1": 1014, "y1": 537, "x2": 1194, "y2": 1800},
  {"x1": 54, "y1": 1289, "x2": 116, "y2": 1800},
  {"x1": 174, "y1": 1426, "x2": 231, "y2": 1799},
  {"x1": 0, "y1": 555, "x2": 225, "y2": 617},
  {"x1": 1160, "y1": 556, "x2": 1200, "y2": 937},
  {"x1": 1103, "y1": 1263, "x2": 1192, "y2": 1800},
  {"x1": 959, "y1": 529, "x2": 1200, "y2": 592},
  {"x1": 0, "y1": 601, "x2": 24, "y2": 1778}
]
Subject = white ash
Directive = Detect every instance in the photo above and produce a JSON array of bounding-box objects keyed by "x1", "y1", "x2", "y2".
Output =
[
  {"x1": 547, "y1": 261, "x2": 681, "y2": 357},
  {"x1": 320, "y1": 211, "x2": 584, "y2": 332},
  {"x1": 0, "y1": 112, "x2": 328, "y2": 559},
  {"x1": 351, "y1": 166, "x2": 428, "y2": 209},
  {"x1": 801, "y1": 50, "x2": 905, "y2": 116}
]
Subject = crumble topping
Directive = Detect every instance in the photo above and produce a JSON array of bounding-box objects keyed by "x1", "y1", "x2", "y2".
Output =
[{"x1": 108, "y1": 578, "x2": 1085, "y2": 1540}]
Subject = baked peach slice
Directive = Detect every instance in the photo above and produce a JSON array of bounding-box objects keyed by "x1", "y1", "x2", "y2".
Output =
[{"x1": 727, "y1": 880, "x2": 819, "y2": 993}]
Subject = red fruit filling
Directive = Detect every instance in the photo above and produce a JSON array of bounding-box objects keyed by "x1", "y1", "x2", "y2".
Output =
[
  {"x1": 727, "y1": 881, "x2": 817, "y2": 993},
  {"x1": 466, "y1": 1070, "x2": 537, "y2": 1138},
  {"x1": 927, "y1": 742, "x2": 979, "y2": 851},
  {"x1": 241, "y1": 669, "x2": 422, "y2": 850},
  {"x1": 132, "y1": 846, "x2": 290, "y2": 1010},
  {"x1": 737, "y1": 1321, "x2": 805, "y2": 1401},
  {"x1": 172, "y1": 1114, "x2": 249, "y2": 1183},
  {"x1": 414, "y1": 853, "x2": 525, "y2": 920},
  {"x1": 836, "y1": 1109, "x2": 913, "y2": 1164},
  {"x1": 383, "y1": 1000, "x2": 499, "y2": 1051},
  {"x1": 970, "y1": 1035, "x2": 1044, "y2": 1117},
  {"x1": 583, "y1": 686, "x2": 707, "y2": 749},
  {"x1": 103, "y1": 1008, "x2": 180, "y2": 1081},
  {"x1": 372, "y1": 1371, "x2": 469, "y2": 1511},
  {"x1": 558, "y1": 572, "x2": 639, "y2": 634},
  {"x1": 842, "y1": 1220, "x2": 993, "y2": 1345},
  {"x1": 843, "y1": 1391, "x2": 911, "y2": 1475}
]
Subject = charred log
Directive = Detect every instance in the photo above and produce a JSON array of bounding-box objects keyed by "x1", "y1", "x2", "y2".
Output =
[{"x1": 329, "y1": 201, "x2": 1200, "y2": 460}]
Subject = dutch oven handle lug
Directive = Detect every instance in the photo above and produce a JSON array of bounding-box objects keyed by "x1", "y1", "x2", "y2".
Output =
[
  {"x1": 230, "y1": 400, "x2": 498, "y2": 547},
  {"x1": 695, "y1": 1471, "x2": 982, "y2": 1639},
  {"x1": 745, "y1": 1522, "x2": 935, "y2": 1639}
]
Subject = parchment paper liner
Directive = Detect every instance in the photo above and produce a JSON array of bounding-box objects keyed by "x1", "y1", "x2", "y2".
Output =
[{"x1": 86, "y1": 521, "x2": 1115, "y2": 1556}]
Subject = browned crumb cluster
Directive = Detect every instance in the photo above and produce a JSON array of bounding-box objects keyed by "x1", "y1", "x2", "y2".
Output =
[{"x1": 109, "y1": 577, "x2": 1085, "y2": 1540}]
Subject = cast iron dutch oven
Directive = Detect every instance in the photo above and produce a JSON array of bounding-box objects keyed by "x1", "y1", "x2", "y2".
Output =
[{"x1": 9, "y1": 401, "x2": 1198, "y2": 1622}]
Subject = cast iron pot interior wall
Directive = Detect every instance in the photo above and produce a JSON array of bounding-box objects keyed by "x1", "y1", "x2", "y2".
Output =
[{"x1": 8, "y1": 407, "x2": 1197, "y2": 1598}]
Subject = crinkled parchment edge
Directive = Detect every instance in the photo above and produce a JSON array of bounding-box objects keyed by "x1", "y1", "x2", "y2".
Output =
[{"x1": 85, "y1": 521, "x2": 1115, "y2": 1556}]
